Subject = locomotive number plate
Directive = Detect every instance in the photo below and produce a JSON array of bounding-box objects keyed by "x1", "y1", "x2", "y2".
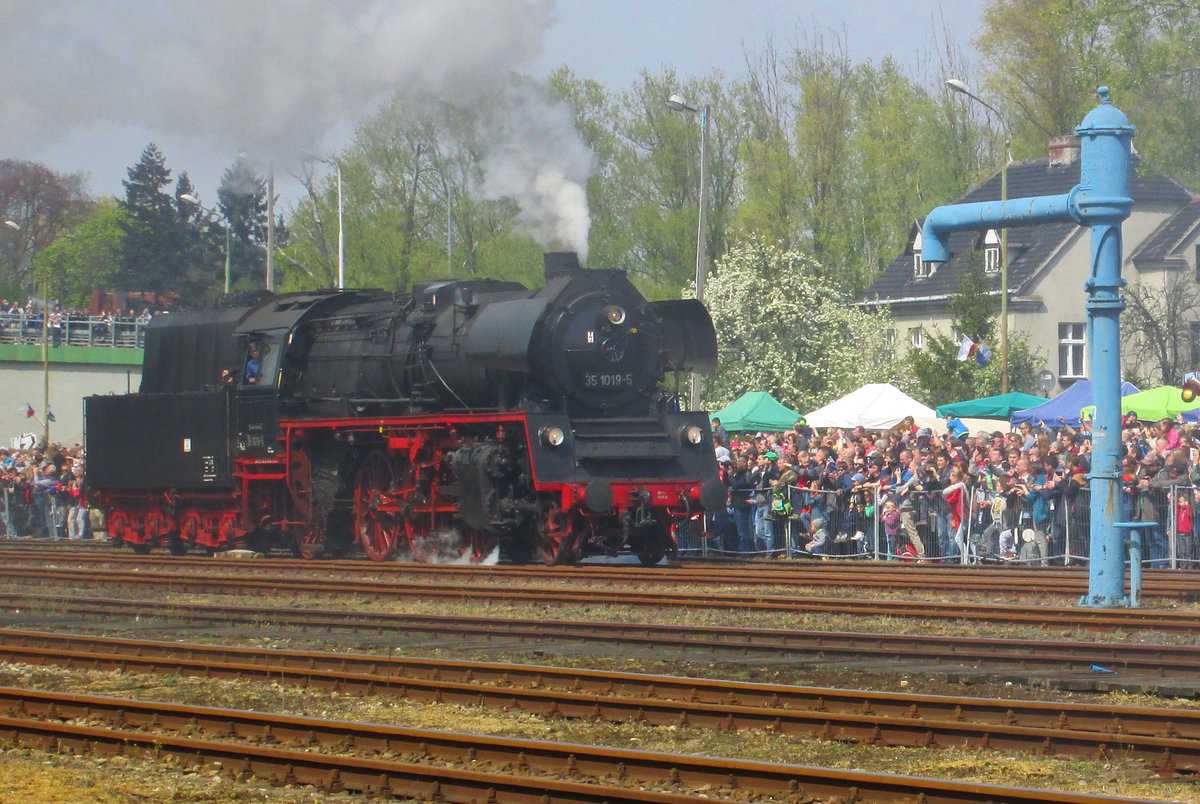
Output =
[{"x1": 583, "y1": 373, "x2": 634, "y2": 388}]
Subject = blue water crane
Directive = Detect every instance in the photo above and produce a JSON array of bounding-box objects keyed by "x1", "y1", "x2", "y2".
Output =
[{"x1": 920, "y1": 87, "x2": 1136, "y2": 607}]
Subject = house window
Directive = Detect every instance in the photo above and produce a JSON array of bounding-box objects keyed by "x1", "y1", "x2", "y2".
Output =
[
  {"x1": 984, "y1": 229, "x2": 1001, "y2": 274},
  {"x1": 913, "y1": 254, "x2": 929, "y2": 278},
  {"x1": 912, "y1": 231, "x2": 928, "y2": 278},
  {"x1": 908, "y1": 326, "x2": 925, "y2": 350},
  {"x1": 1058, "y1": 322, "x2": 1086, "y2": 379}
]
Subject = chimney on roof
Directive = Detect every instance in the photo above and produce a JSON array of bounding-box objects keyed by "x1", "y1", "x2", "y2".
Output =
[{"x1": 1048, "y1": 134, "x2": 1080, "y2": 166}]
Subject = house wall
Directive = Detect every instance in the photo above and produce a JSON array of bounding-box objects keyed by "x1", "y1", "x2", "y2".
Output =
[{"x1": 886, "y1": 206, "x2": 1189, "y2": 395}]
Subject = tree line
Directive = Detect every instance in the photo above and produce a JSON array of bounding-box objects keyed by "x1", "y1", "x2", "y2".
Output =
[{"x1": 0, "y1": 0, "x2": 1197, "y2": 407}]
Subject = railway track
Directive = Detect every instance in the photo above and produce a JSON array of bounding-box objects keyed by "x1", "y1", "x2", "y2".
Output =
[
  {"x1": 2, "y1": 594, "x2": 1199, "y2": 695},
  {"x1": 3, "y1": 563, "x2": 1199, "y2": 634},
  {"x1": 0, "y1": 686, "x2": 1155, "y2": 803},
  {"x1": 2, "y1": 543, "x2": 1197, "y2": 598},
  {"x1": 0, "y1": 630, "x2": 1197, "y2": 776}
]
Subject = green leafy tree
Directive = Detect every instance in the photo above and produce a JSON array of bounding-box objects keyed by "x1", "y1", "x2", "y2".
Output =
[
  {"x1": 903, "y1": 264, "x2": 1042, "y2": 406},
  {"x1": 552, "y1": 68, "x2": 744, "y2": 298},
  {"x1": 33, "y1": 199, "x2": 129, "y2": 307},
  {"x1": 280, "y1": 92, "x2": 546, "y2": 294},
  {"x1": 733, "y1": 39, "x2": 978, "y2": 294},
  {"x1": 0, "y1": 159, "x2": 89, "y2": 295},
  {"x1": 121, "y1": 143, "x2": 187, "y2": 295},
  {"x1": 217, "y1": 156, "x2": 268, "y2": 291},
  {"x1": 700, "y1": 237, "x2": 899, "y2": 413},
  {"x1": 977, "y1": 0, "x2": 1200, "y2": 186}
]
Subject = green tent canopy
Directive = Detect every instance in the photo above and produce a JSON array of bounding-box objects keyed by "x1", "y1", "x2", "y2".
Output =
[
  {"x1": 1119, "y1": 385, "x2": 1200, "y2": 423},
  {"x1": 936, "y1": 391, "x2": 1048, "y2": 420},
  {"x1": 710, "y1": 391, "x2": 802, "y2": 433}
]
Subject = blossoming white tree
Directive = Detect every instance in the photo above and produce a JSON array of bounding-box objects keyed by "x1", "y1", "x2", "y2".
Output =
[{"x1": 699, "y1": 237, "x2": 899, "y2": 413}]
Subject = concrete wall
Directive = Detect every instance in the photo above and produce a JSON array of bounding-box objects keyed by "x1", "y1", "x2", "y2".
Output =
[{"x1": 0, "y1": 362, "x2": 141, "y2": 448}]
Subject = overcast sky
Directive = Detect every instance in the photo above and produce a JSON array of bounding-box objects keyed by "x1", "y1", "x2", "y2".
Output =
[{"x1": 1, "y1": 1, "x2": 985, "y2": 207}]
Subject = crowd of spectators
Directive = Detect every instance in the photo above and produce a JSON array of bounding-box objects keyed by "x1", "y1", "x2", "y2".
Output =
[
  {"x1": 0, "y1": 442, "x2": 92, "y2": 541},
  {"x1": 707, "y1": 412, "x2": 1198, "y2": 567},
  {"x1": 0, "y1": 301, "x2": 156, "y2": 347}
]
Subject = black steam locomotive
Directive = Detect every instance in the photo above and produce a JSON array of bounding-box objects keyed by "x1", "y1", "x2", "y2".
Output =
[{"x1": 85, "y1": 252, "x2": 724, "y2": 564}]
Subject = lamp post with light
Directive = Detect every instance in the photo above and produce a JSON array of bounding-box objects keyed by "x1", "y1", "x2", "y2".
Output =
[
  {"x1": 5, "y1": 219, "x2": 49, "y2": 446},
  {"x1": 665, "y1": 93, "x2": 710, "y2": 412},
  {"x1": 179, "y1": 194, "x2": 232, "y2": 294},
  {"x1": 946, "y1": 78, "x2": 1011, "y2": 394}
]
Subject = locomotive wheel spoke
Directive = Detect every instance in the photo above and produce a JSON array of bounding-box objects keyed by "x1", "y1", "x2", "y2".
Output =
[
  {"x1": 537, "y1": 505, "x2": 579, "y2": 565},
  {"x1": 354, "y1": 451, "x2": 400, "y2": 561},
  {"x1": 463, "y1": 526, "x2": 499, "y2": 564},
  {"x1": 404, "y1": 517, "x2": 434, "y2": 562},
  {"x1": 293, "y1": 528, "x2": 323, "y2": 560}
]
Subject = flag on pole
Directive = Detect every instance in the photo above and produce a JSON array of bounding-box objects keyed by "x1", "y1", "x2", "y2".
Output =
[
  {"x1": 975, "y1": 343, "x2": 993, "y2": 367},
  {"x1": 956, "y1": 335, "x2": 975, "y2": 361},
  {"x1": 46, "y1": 408, "x2": 56, "y2": 423},
  {"x1": 24, "y1": 403, "x2": 34, "y2": 419}
]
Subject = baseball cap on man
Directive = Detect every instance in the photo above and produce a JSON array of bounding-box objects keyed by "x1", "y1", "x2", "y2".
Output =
[{"x1": 764, "y1": 451, "x2": 778, "y2": 460}]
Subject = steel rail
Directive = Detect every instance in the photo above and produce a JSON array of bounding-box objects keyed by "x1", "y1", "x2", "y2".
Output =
[
  {"x1": 0, "y1": 688, "x2": 1153, "y2": 803},
  {"x1": 0, "y1": 635, "x2": 1195, "y2": 775},
  {"x1": 2, "y1": 593, "x2": 1198, "y2": 685},
  {"x1": 0, "y1": 545, "x2": 1195, "y2": 597},
  {"x1": 1, "y1": 564, "x2": 1197, "y2": 632},
  {"x1": 3, "y1": 628, "x2": 1198, "y2": 739}
]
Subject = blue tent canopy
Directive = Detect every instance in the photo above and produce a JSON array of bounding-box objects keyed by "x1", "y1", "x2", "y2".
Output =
[{"x1": 1010, "y1": 379, "x2": 1139, "y2": 428}]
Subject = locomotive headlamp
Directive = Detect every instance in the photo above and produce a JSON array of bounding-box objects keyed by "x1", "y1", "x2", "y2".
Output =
[
  {"x1": 680, "y1": 424, "x2": 704, "y2": 446},
  {"x1": 540, "y1": 426, "x2": 567, "y2": 447},
  {"x1": 603, "y1": 305, "x2": 626, "y2": 325}
]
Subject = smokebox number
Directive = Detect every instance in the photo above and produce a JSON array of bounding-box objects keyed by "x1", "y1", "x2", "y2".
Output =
[{"x1": 584, "y1": 373, "x2": 634, "y2": 388}]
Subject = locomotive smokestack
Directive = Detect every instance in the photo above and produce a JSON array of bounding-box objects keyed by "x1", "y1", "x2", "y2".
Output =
[{"x1": 544, "y1": 251, "x2": 582, "y2": 280}]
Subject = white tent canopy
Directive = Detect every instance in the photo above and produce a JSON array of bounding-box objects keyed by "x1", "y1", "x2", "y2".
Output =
[{"x1": 804, "y1": 383, "x2": 938, "y2": 431}]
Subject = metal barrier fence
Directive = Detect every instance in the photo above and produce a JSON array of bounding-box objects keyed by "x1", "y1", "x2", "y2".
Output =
[
  {"x1": 686, "y1": 482, "x2": 1200, "y2": 568},
  {"x1": 0, "y1": 313, "x2": 148, "y2": 349},
  {"x1": 0, "y1": 485, "x2": 87, "y2": 540}
]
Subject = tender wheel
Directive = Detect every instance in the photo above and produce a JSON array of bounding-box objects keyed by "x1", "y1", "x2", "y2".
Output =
[
  {"x1": 167, "y1": 534, "x2": 189, "y2": 556},
  {"x1": 354, "y1": 451, "x2": 402, "y2": 561},
  {"x1": 131, "y1": 543, "x2": 152, "y2": 555}
]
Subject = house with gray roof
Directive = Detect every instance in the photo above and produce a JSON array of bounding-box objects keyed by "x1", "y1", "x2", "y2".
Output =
[{"x1": 859, "y1": 137, "x2": 1200, "y2": 393}]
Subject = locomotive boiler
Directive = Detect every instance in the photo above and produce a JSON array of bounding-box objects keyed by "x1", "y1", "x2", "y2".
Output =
[{"x1": 85, "y1": 252, "x2": 725, "y2": 564}]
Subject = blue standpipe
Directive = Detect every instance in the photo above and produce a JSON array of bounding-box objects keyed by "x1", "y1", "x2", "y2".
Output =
[{"x1": 921, "y1": 87, "x2": 1136, "y2": 607}]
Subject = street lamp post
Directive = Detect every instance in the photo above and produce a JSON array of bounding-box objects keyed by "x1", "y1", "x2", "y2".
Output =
[
  {"x1": 946, "y1": 78, "x2": 1011, "y2": 394},
  {"x1": 179, "y1": 194, "x2": 231, "y2": 294},
  {"x1": 5, "y1": 220, "x2": 49, "y2": 446},
  {"x1": 666, "y1": 93, "x2": 710, "y2": 412}
]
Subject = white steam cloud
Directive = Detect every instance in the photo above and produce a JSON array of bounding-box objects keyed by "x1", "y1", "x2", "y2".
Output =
[
  {"x1": 0, "y1": 1, "x2": 553, "y2": 155},
  {"x1": 0, "y1": 0, "x2": 593, "y2": 257},
  {"x1": 479, "y1": 85, "x2": 594, "y2": 261}
]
